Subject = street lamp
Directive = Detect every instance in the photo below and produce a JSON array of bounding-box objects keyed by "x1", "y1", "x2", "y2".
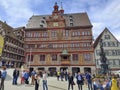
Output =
[{"x1": 28, "y1": 48, "x2": 32, "y2": 69}]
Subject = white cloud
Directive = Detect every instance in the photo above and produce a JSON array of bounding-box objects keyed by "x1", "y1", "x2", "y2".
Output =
[
  {"x1": 0, "y1": 0, "x2": 120, "y2": 41},
  {"x1": 0, "y1": 0, "x2": 44, "y2": 27}
]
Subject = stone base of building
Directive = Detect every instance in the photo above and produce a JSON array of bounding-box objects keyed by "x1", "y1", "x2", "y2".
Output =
[{"x1": 29, "y1": 66, "x2": 96, "y2": 76}]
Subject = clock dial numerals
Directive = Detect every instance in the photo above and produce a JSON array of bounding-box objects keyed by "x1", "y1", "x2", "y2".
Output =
[{"x1": 53, "y1": 22, "x2": 58, "y2": 26}]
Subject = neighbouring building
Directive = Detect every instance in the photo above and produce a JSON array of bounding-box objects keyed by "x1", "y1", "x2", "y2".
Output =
[
  {"x1": 94, "y1": 28, "x2": 120, "y2": 73},
  {"x1": 0, "y1": 21, "x2": 25, "y2": 68},
  {"x1": 25, "y1": 2, "x2": 95, "y2": 74}
]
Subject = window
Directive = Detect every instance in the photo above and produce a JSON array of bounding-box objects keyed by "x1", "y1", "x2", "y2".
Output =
[
  {"x1": 26, "y1": 32, "x2": 33, "y2": 37},
  {"x1": 51, "y1": 54, "x2": 57, "y2": 61},
  {"x1": 28, "y1": 55, "x2": 33, "y2": 62},
  {"x1": 84, "y1": 54, "x2": 91, "y2": 61},
  {"x1": 41, "y1": 20, "x2": 45, "y2": 24},
  {"x1": 40, "y1": 55, "x2": 45, "y2": 61},
  {"x1": 51, "y1": 31, "x2": 57, "y2": 37},
  {"x1": 43, "y1": 17, "x2": 46, "y2": 19},
  {"x1": 69, "y1": 15, "x2": 73, "y2": 19},
  {"x1": 72, "y1": 31, "x2": 80, "y2": 36},
  {"x1": 82, "y1": 32, "x2": 85, "y2": 36},
  {"x1": 43, "y1": 32, "x2": 48, "y2": 38},
  {"x1": 70, "y1": 19, "x2": 73, "y2": 22},
  {"x1": 70, "y1": 23, "x2": 73, "y2": 26},
  {"x1": 63, "y1": 30, "x2": 69, "y2": 37},
  {"x1": 34, "y1": 32, "x2": 40, "y2": 37},
  {"x1": 104, "y1": 35, "x2": 110, "y2": 39},
  {"x1": 72, "y1": 54, "x2": 78, "y2": 61},
  {"x1": 119, "y1": 60, "x2": 120, "y2": 65},
  {"x1": 40, "y1": 25, "x2": 43, "y2": 27},
  {"x1": 113, "y1": 60, "x2": 116, "y2": 65}
]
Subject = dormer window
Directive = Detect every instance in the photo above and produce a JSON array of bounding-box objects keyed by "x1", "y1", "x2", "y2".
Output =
[
  {"x1": 69, "y1": 15, "x2": 73, "y2": 19},
  {"x1": 70, "y1": 23, "x2": 73, "y2": 26},
  {"x1": 70, "y1": 19, "x2": 73, "y2": 22},
  {"x1": 40, "y1": 25, "x2": 43, "y2": 27},
  {"x1": 43, "y1": 17, "x2": 46, "y2": 19},
  {"x1": 41, "y1": 20, "x2": 45, "y2": 24},
  {"x1": 104, "y1": 35, "x2": 110, "y2": 39}
]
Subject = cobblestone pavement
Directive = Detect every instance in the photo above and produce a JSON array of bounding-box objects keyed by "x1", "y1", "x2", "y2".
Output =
[{"x1": 4, "y1": 69, "x2": 88, "y2": 90}]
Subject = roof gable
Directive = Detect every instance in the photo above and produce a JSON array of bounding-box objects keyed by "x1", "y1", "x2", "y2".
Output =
[{"x1": 94, "y1": 28, "x2": 119, "y2": 48}]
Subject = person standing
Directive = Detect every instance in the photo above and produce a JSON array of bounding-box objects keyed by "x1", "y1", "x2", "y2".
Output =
[
  {"x1": 12, "y1": 68, "x2": 19, "y2": 85},
  {"x1": 60, "y1": 70, "x2": 64, "y2": 81},
  {"x1": 57, "y1": 71, "x2": 60, "y2": 81},
  {"x1": 31, "y1": 70, "x2": 36, "y2": 85},
  {"x1": 42, "y1": 71, "x2": 48, "y2": 90},
  {"x1": 0, "y1": 66, "x2": 7, "y2": 90},
  {"x1": 20, "y1": 70, "x2": 25, "y2": 84},
  {"x1": 76, "y1": 72, "x2": 84, "y2": 90},
  {"x1": 111, "y1": 76, "x2": 119, "y2": 90},
  {"x1": 35, "y1": 74, "x2": 40, "y2": 90},
  {"x1": 85, "y1": 72, "x2": 93, "y2": 90},
  {"x1": 64, "y1": 70, "x2": 68, "y2": 81},
  {"x1": 68, "y1": 72, "x2": 74, "y2": 90},
  {"x1": 24, "y1": 70, "x2": 30, "y2": 84}
]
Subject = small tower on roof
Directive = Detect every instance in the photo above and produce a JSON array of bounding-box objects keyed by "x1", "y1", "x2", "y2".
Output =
[
  {"x1": 53, "y1": 2, "x2": 59, "y2": 12},
  {"x1": 59, "y1": 2, "x2": 64, "y2": 14}
]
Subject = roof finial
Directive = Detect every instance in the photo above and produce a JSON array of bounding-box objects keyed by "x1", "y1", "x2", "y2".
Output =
[
  {"x1": 59, "y1": 2, "x2": 64, "y2": 14},
  {"x1": 54, "y1": 2, "x2": 59, "y2": 11},
  {"x1": 61, "y1": 2, "x2": 63, "y2": 10}
]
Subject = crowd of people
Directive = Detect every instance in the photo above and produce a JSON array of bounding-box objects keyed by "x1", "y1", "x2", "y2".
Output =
[
  {"x1": 12, "y1": 68, "x2": 48, "y2": 90},
  {"x1": 56, "y1": 70, "x2": 120, "y2": 90},
  {"x1": 0, "y1": 66, "x2": 120, "y2": 90}
]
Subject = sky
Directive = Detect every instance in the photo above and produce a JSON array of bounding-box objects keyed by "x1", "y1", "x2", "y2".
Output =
[{"x1": 0, "y1": 0, "x2": 120, "y2": 41}]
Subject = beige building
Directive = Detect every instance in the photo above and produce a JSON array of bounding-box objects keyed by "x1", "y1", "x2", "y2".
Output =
[
  {"x1": 24, "y1": 3, "x2": 95, "y2": 74},
  {"x1": 94, "y1": 28, "x2": 120, "y2": 72},
  {"x1": 0, "y1": 21, "x2": 25, "y2": 67}
]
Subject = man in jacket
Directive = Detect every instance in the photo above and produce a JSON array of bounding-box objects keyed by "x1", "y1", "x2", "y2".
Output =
[
  {"x1": 0, "y1": 66, "x2": 7, "y2": 90},
  {"x1": 12, "y1": 68, "x2": 19, "y2": 85},
  {"x1": 76, "y1": 72, "x2": 84, "y2": 90}
]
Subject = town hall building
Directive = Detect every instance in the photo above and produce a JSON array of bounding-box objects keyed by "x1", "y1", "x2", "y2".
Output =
[{"x1": 24, "y1": 2, "x2": 95, "y2": 74}]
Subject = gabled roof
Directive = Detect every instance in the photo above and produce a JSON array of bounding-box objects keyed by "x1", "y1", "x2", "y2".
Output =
[
  {"x1": 94, "y1": 27, "x2": 119, "y2": 48},
  {"x1": 0, "y1": 20, "x2": 15, "y2": 37},
  {"x1": 26, "y1": 12, "x2": 92, "y2": 28}
]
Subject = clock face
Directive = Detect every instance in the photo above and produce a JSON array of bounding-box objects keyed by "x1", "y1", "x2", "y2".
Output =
[
  {"x1": 54, "y1": 15, "x2": 58, "y2": 19},
  {"x1": 53, "y1": 22, "x2": 58, "y2": 27}
]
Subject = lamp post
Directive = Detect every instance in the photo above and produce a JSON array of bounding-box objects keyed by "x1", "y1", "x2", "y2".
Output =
[
  {"x1": 28, "y1": 48, "x2": 32, "y2": 69},
  {"x1": 99, "y1": 39, "x2": 109, "y2": 75}
]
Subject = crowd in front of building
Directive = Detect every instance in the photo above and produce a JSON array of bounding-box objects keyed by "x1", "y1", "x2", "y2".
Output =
[{"x1": 1, "y1": 67, "x2": 118, "y2": 90}]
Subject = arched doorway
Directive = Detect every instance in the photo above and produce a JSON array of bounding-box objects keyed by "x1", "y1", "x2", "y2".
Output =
[
  {"x1": 72, "y1": 67, "x2": 80, "y2": 75},
  {"x1": 84, "y1": 67, "x2": 91, "y2": 73},
  {"x1": 60, "y1": 67, "x2": 68, "y2": 71},
  {"x1": 48, "y1": 67, "x2": 56, "y2": 76},
  {"x1": 38, "y1": 67, "x2": 45, "y2": 71}
]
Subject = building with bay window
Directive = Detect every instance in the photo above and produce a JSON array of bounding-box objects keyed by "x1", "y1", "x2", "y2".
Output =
[{"x1": 25, "y1": 2, "x2": 95, "y2": 74}]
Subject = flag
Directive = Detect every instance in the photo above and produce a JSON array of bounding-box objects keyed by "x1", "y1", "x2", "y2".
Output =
[{"x1": 0, "y1": 35, "x2": 4, "y2": 56}]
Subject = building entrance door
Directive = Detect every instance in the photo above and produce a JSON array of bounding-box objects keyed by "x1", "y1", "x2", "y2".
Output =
[
  {"x1": 84, "y1": 67, "x2": 91, "y2": 73},
  {"x1": 60, "y1": 67, "x2": 68, "y2": 71},
  {"x1": 72, "y1": 67, "x2": 80, "y2": 75}
]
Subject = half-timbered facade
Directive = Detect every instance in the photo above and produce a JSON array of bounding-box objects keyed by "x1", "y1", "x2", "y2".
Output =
[{"x1": 0, "y1": 21, "x2": 25, "y2": 67}]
